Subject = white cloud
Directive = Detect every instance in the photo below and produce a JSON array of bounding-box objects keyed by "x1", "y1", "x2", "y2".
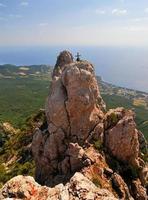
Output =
[
  {"x1": 20, "y1": 2, "x2": 29, "y2": 7},
  {"x1": 0, "y1": 3, "x2": 6, "y2": 7},
  {"x1": 112, "y1": 9, "x2": 127, "y2": 16},
  {"x1": 95, "y1": 9, "x2": 106, "y2": 15},
  {"x1": 9, "y1": 14, "x2": 22, "y2": 18},
  {"x1": 39, "y1": 22, "x2": 48, "y2": 26},
  {"x1": 144, "y1": 8, "x2": 148, "y2": 13}
]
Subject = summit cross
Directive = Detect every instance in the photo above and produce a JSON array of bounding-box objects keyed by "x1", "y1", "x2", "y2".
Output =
[{"x1": 75, "y1": 52, "x2": 81, "y2": 62}]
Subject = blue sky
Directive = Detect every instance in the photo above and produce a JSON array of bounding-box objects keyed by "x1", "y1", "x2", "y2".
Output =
[{"x1": 1, "y1": 0, "x2": 148, "y2": 46}]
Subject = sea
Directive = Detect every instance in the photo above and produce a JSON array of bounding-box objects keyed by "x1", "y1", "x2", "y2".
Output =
[{"x1": 0, "y1": 46, "x2": 148, "y2": 93}]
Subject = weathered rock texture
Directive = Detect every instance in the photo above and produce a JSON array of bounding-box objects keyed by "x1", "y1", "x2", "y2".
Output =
[
  {"x1": 31, "y1": 51, "x2": 147, "y2": 197},
  {"x1": 0, "y1": 51, "x2": 147, "y2": 200},
  {"x1": 104, "y1": 107, "x2": 148, "y2": 189},
  {"x1": 105, "y1": 108, "x2": 140, "y2": 168},
  {"x1": 32, "y1": 51, "x2": 105, "y2": 185},
  {"x1": 0, "y1": 173, "x2": 118, "y2": 200},
  {"x1": 111, "y1": 173, "x2": 134, "y2": 200}
]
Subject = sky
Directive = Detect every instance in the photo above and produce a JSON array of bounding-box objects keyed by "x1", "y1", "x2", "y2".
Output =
[{"x1": 1, "y1": 0, "x2": 148, "y2": 46}]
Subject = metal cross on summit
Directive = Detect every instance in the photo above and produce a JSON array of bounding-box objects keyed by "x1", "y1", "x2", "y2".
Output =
[{"x1": 75, "y1": 52, "x2": 81, "y2": 62}]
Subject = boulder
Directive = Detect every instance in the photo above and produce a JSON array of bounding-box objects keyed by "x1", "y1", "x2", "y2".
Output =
[
  {"x1": 112, "y1": 173, "x2": 134, "y2": 200},
  {"x1": 131, "y1": 179, "x2": 147, "y2": 200},
  {"x1": 105, "y1": 109, "x2": 141, "y2": 168},
  {"x1": 68, "y1": 172, "x2": 117, "y2": 200},
  {"x1": 0, "y1": 173, "x2": 118, "y2": 200}
]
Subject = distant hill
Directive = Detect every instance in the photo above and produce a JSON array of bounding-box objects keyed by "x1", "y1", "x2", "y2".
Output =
[
  {"x1": 0, "y1": 64, "x2": 147, "y2": 139},
  {"x1": 0, "y1": 64, "x2": 52, "y2": 78}
]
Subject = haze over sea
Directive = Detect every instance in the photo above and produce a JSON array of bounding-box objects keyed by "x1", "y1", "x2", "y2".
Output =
[{"x1": 0, "y1": 46, "x2": 148, "y2": 93}]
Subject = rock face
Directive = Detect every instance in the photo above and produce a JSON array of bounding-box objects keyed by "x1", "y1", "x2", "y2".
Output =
[
  {"x1": 104, "y1": 108, "x2": 148, "y2": 190},
  {"x1": 32, "y1": 51, "x2": 105, "y2": 185},
  {"x1": 131, "y1": 179, "x2": 147, "y2": 200},
  {"x1": 1, "y1": 51, "x2": 147, "y2": 200},
  {"x1": 31, "y1": 51, "x2": 147, "y2": 197},
  {"x1": 53, "y1": 50, "x2": 73, "y2": 77},
  {"x1": 104, "y1": 108, "x2": 140, "y2": 168},
  {"x1": 111, "y1": 173, "x2": 134, "y2": 200},
  {"x1": 0, "y1": 173, "x2": 118, "y2": 200}
]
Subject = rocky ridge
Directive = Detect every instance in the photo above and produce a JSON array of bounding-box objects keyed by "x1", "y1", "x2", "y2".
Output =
[{"x1": 0, "y1": 51, "x2": 147, "y2": 200}]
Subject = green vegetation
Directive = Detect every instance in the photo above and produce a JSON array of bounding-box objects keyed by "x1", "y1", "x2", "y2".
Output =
[
  {"x1": 94, "y1": 140, "x2": 103, "y2": 151},
  {"x1": 107, "y1": 156, "x2": 121, "y2": 173},
  {"x1": 0, "y1": 64, "x2": 51, "y2": 77},
  {"x1": 128, "y1": 166, "x2": 139, "y2": 179},
  {"x1": 102, "y1": 94, "x2": 133, "y2": 110},
  {"x1": 92, "y1": 177, "x2": 101, "y2": 187},
  {"x1": 0, "y1": 77, "x2": 50, "y2": 127},
  {"x1": 0, "y1": 109, "x2": 46, "y2": 187},
  {"x1": 110, "y1": 112, "x2": 118, "y2": 124}
]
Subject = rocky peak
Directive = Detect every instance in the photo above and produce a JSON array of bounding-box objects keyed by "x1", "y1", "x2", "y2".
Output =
[
  {"x1": 56, "y1": 51, "x2": 73, "y2": 67},
  {"x1": 32, "y1": 51, "x2": 105, "y2": 186},
  {"x1": 53, "y1": 50, "x2": 73, "y2": 77},
  {"x1": 0, "y1": 51, "x2": 147, "y2": 200}
]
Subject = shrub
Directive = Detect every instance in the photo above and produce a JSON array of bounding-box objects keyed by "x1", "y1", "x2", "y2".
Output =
[
  {"x1": 0, "y1": 164, "x2": 7, "y2": 183},
  {"x1": 92, "y1": 176, "x2": 101, "y2": 187},
  {"x1": 110, "y1": 113, "x2": 118, "y2": 124},
  {"x1": 94, "y1": 140, "x2": 103, "y2": 151}
]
